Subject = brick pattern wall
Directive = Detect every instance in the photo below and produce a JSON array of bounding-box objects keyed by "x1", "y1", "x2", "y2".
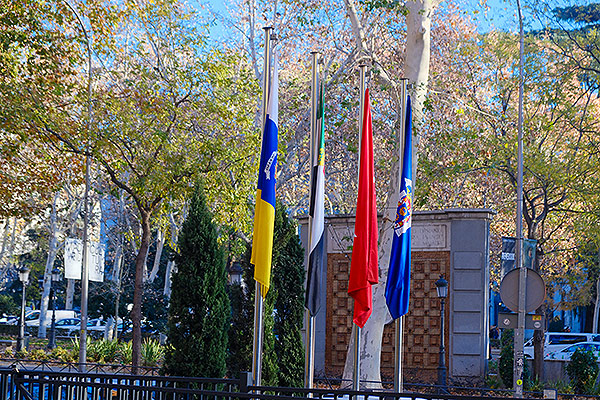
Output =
[{"x1": 325, "y1": 251, "x2": 450, "y2": 381}]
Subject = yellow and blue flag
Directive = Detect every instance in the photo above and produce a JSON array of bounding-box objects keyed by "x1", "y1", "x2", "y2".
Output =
[
  {"x1": 385, "y1": 96, "x2": 412, "y2": 319},
  {"x1": 251, "y1": 52, "x2": 279, "y2": 297}
]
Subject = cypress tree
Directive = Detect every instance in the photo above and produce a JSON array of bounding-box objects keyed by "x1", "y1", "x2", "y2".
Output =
[
  {"x1": 271, "y1": 203, "x2": 305, "y2": 387},
  {"x1": 163, "y1": 187, "x2": 230, "y2": 378},
  {"x1": 226, "y1": 201, "x2": 305, "y2": 387}
]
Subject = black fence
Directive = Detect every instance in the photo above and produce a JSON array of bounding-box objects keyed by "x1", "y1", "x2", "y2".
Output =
[{"x1": 0, "y1": 367, "x2": 592, "y2": 400}]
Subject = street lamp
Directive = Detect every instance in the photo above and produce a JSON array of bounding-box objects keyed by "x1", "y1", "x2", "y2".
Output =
[
  {"x1": 47, "y1": 267, "x2": 61, "y2": 350},
  {"x1": 435, "y1": 275, "x2": 448, "y2": 393},
  {"x1": 16, "y1": 266, "x2": 30, "y2": 352}
]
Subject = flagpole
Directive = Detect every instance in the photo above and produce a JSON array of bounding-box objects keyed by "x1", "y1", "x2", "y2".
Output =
[
  {"x1": 304, "y1": 50, "x2": 320, "y2": 390},
  {"x1": 393, "y1": 78, "x2": 408, "y2": 393},
  {"x1": 252, "y1": 26, "x2": 273, "y2": 388},
  {"x1": 352, "y1": 63, "x2": 367, "y2": 392}
]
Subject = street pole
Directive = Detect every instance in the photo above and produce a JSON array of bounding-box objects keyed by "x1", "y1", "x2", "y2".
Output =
[
  {"x1": 437, "y1": 296, "x2": 447, "y2": 392},
  {"x1": 48, "y1": 286, "x2": 57, "y2": 349},
  {"x1": 513, "y1": 0, "x2": 526, "y2": 396},
  {"x1": 17, "y1": 280, "x2": 27, "y2": 352}
]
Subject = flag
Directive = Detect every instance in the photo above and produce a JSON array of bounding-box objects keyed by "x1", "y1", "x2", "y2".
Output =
[
  {"x1": 385, "y1": 96, "x2": 413, "y2": 319},
  {"x1": 251, "y1": 51, "x2": 279, "y2": 297},
  {"x1": 305, "y1": 82, "x2": 325, "y2": 316},
  {"x1": 348, "y1": 88, "x2": 378, "y2": 328}
]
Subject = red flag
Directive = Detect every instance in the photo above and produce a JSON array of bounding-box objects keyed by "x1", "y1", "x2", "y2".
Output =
[{"x1": 348, "y1": 88, "x2": 378, "y2": 328}]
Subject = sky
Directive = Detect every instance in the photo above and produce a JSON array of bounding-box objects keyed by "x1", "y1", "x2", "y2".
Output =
[{"x1": 197, "y1": 0, "x2": 549, "y2": 42}]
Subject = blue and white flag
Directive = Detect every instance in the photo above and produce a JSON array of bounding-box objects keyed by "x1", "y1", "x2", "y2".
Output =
[{"x1": 385, "y1": 96, "x2": 412, "y2": 320}]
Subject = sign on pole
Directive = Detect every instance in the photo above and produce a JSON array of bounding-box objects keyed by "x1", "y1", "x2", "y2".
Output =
[
  {"x1": 64, "y1": 238, "x2": 105, "y2": 282},
  {"x1": 501, "y1": 237, "x2": 537, "y2": 277}
]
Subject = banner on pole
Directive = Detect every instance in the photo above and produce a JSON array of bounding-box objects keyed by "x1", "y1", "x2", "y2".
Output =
[
  {"x1": 501, "y1": 237, "x2": 537, "y2": 277},
  {"x1": 64, "y1": 238, "x2": 105, "y2": 282}
]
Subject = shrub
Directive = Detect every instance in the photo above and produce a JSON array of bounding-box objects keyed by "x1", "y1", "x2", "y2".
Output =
[
  {"x1": 566, "y1": 348, "x2": 599, "y2": 394},
  {"x1": 118, "y1": 341, "x2": 132, "y2": 364},
  {"x1": 29, "y1": 349, "x2": 48, "y2": 361},
  {"x1": 15, "y1": 349, "x2": 28, "y2": 359},
  {"x1": 498, "y1": 330, "x2": 531, "y2": 388},
  {"x1": 141, "y1": 338, "x2": 164, "y2": 366},
  {"x1": 163, "y1": 187, "x2": 229, "y2": 378},
  {"x1": 50, "y1": 346, "x2": 73, "y2": 362}
]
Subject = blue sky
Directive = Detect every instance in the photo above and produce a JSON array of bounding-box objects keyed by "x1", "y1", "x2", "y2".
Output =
[{"x1": 198, "y1": 0, "x2": 547, "y2": 40}]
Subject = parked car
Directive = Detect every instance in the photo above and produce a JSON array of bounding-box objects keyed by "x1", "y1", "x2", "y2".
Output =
[
  {"x1": 524, "y1": 332, "x2": 600, "y2": 358},
  {"x1": 54, "y1": 318, "x2": 81, "y2": 336},
  {"x1": 67, "y1": 318, "x2": 123, "y2": 338},
  {"x1": 24, "y1": 310, "x2": 79, "y2": 327},
  {"x1": 546, "y1": 342, "x2": 600, "y2": 361}
]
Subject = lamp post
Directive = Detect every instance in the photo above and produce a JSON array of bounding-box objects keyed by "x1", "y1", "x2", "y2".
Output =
[
  {"x1": 435, "y1": 275, "x2": 448, "y2": 393},
  {"x1": 47, "y1": 268, "x2": 61, "y2": 350},
  {"x1": 16, "y1": 266, "x2": 30, "y2": 352}
]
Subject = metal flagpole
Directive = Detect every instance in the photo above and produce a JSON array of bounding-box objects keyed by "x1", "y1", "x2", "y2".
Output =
[
  {"x1": 352, "y1": 63, "x2": 367, "y2": 392},
  {"x1": 394, "y1": 78, "x2": 408, "y2": 393},
  {"x1": 513, "y1": 0, "x2": 526, "y2": 397},
  {"x1": 304, "y1": 51, "x2": 319, "y2": 390},
  {"x1": 252, "y1": 26, "x2": 273, "y2": 388}
]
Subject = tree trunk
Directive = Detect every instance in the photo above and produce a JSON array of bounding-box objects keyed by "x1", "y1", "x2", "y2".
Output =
[
  {"x1": 65, "y1": 279, "x2": 75, "y2": 309},
  {"x1": 0, "y1": 218, "x2": 18, "y2": 278},
  {"x1": 132, "y1": 208, "x2": 151, "y2": 367},
  {"x1": 405, "y1": 0, "x2": 434, "y2": 174},
  {"x1": 0, "y1": 218, "x2": 11, "y2": 266},
  {"x1": 164, "y1": 261, "x2": 174, "y2": 298},
  {"x1": 533, "y1": 304, "x2": 545, "y2": 380},
  {"x1": 39, "y1": 192, "x2": 60, "y2": 338},
  {"x1": 592, "y1": 247, "x2": 600, "y2": 333},
  {"x1": 148, "y1": 229, "x2": 164, "y2": 283},
  {"x1": 341, "y1": 0, "x2": 434, "y2": 386}
]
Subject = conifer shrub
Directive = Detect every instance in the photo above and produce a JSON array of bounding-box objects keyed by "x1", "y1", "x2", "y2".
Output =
[
  {"x1": 566, "y1": 348, "x2": 599, "y2": 394},
  {"x1": 163, "y1": 187, "x2": 230, "y2": 378}
]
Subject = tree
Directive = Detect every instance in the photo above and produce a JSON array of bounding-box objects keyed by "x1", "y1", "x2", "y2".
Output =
[
  {"x1": 2, "y1": 0, "x2": 261, "y2": 365},
  {"x1": 163, "y1": 186, "x2": 230, "y2": 378},
  {"x1": 226, "y1": 201, "x2": 305, "y2": 385},
  {"x1": 271, "y1": 202, "x2": 305, "y2": 387}
]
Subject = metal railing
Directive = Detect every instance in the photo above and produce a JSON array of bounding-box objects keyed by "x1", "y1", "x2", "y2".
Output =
[
  {"x1": 0, "y1": 359, "x2": 160, "y2": 376},
  {"x1": 0, "y1": 367, "x2": 585, "y2": 400}
]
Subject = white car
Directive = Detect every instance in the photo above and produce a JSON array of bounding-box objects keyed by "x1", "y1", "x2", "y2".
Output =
[
  {"x1": 67, "y1": 318, "x2": 123, "y2": 338},
  {"x1": 546, "y1": 342, "x2": 600, "y2": 361}
]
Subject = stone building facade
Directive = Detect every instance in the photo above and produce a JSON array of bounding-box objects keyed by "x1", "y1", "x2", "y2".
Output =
[{"x1": 298, "y1": 209, "x2": 494, "y2": 383}]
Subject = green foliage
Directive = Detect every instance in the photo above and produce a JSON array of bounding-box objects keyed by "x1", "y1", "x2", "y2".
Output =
[
  {"x1": 88, "y1": 339, "x2": 121, "y2": 363},
  {"x1": 226, "y1": 281, "x2": 252, "y2": 377},
  {"x1": 226, "y1": 201, "x2": 305, "y2": 386},
  {"x1": 141, "y1": 338, "x2": 164, "y2": 367},
  {"x1": 566, "y1": 348, "x2": 599, "y2": 394},
  {"x1": 499, "y1": 330, "x2": 515, "y2": 388},
  {"x1": 50, "y1": 346, "x2": 73, "y2": 363},
  {"x1": 14, "y1": 349, "x2": 27, "y2": 359},
  {"x1": 119, "y1": 341, "x2": 132, "y2": 364},
  {"x1": 0, "y1": 295, "x2": 18, "y2": 316},
  {"x1": 554, "y1": 4, "x2": 600, "y2": 24},
  {"x1": 29, "y1": 348, "x2": 48, "y2": 361},
  {"x1": 3, "y1": 348, "x2": 13, "y2": 358},
  {"x1": 163, "y1": 187, "x2": 230, "y2": 378},
  {"x1": 271, "y1": 202, "x2": 305, "y2": 387}
]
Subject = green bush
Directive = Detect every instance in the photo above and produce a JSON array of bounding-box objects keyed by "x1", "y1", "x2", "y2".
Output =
[
  {"x1": 29, "y1": 349, "x2": 48, "y2": 360},
  {"x1": 499, "y1": 330, "x2": 514, "y2": 388},
  {"x1": 141, "y1": 338, "x2": 164, "y2": 366},
  {"x1": 566, "y1": 348, "x2": 599, "y2": 394},
  {"x1": 498, "y1": 330, "x2": 530, "y2": 388},
  {"x1": 163, "y1": 187, "x2": 229, "y2": 378},
  {"x1": 50, "y1": 346, "x2": 73, "y2": 362},
  {"x1": 118, "y1": 341, "x2": 132, "y2": 364}
]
